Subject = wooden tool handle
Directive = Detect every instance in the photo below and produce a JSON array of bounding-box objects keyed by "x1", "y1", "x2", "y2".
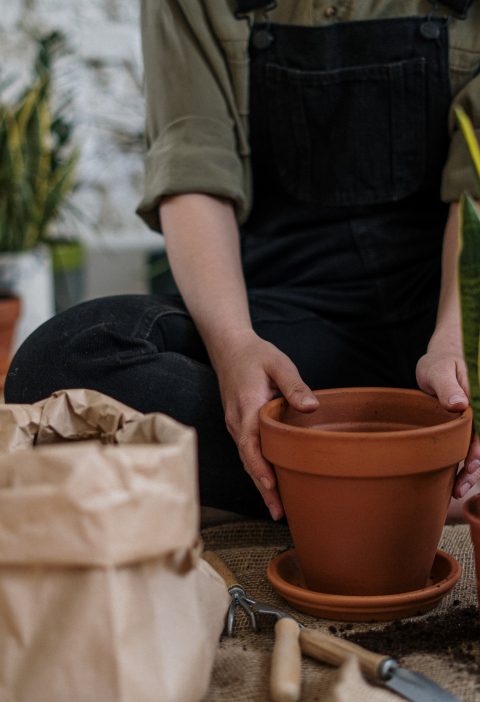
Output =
[
  {"x1": 270, "y1": 618, "x2": 302, "y2": 702},
  {"x1": 202, "y1": 550, "x2": 242, "y2": 590},
  {"x1": 300, "y1": 628, "x2": 388, "y2": 681}
]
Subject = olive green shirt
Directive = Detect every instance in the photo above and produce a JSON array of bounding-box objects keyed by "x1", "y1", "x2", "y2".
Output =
[{"x1": 137, "y1": 0, "x2": 480, "y2": 232}]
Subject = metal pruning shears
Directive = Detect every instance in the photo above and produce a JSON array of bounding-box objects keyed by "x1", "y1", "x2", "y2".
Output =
[{"x1": 203, "y1": 550, "x2": 304, "y2": 702}]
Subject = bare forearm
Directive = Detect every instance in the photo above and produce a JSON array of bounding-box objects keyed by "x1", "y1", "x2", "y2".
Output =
[
  {"x1": 427, "y1": 202, "x2": 462, "y2": 354},
  {"x1": 160, "y1": 193, "x2": 318, "y2": 522},
  {"x1": 415, "y1": 201, "x2": 480, "y2": 504},
  {"x1": 160, "y1": 193, "x2": 252, "y2": 367}
]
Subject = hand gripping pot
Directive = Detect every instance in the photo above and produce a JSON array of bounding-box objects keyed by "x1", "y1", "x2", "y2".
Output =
[{"x1": 0, "y1": 389, "x2": 229, "y2": 702}]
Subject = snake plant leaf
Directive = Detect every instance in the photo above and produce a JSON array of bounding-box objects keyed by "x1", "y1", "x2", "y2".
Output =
[
  {"x1": 38, "y1": 151, "x2": 78, "y2": 239},
  {"x1": 455, "y1": 106, "x2": 480, "y2": 183},
  {"x1": 459, "y1": 193, "x2": 480, "y2": 434},
  {"x1": 16, "y1": 83, "x2": 42, "y2": 139}
]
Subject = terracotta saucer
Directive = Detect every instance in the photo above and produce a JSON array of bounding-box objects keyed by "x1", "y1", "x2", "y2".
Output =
[{"x1": 267, "y1": 548, "x2": 461, "y2": 622}]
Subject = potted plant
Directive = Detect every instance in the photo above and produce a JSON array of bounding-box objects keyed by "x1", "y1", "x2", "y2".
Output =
[
  {"x1": 0, "y1": 31, "x2": 78, "y2": 349},
  {"x1": 0, "y1": 292, "x2": 21, "y2": 392},
  {"x1": 456, "y1": 108, "x2": 480, "y2": 607}
]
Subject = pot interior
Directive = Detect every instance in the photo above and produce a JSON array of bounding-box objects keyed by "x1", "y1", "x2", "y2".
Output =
[{"x1": 269, "y1": 388, "x2": 460, "y2": 434}]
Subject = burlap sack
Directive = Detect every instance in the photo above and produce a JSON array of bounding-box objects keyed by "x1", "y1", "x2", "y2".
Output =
[
  {"x1": 0, "y1": 389, "x2": 230, "y2": 702},
  {"x1": 202, "y1": 521, "x2": 478, "y2": 701}
]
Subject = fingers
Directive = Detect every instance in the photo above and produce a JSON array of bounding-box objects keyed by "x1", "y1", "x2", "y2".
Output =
[
  {"x1": 453, "y1": 461, "x2": 480, "y2": 498},
  {"x1": 219, "y1": 337, "x2": 316, "y2": 519},
  {"x1": 239, "y1": 429, "x2": 284, "y2": 521},
  {"x1": 454, "y1": 433, "x2": 480, "y2": 498},
  {"x1": 225, "y1": 403, "x2": 284, "y2": 521},
  {"x1": 416, "y1": 352, "x2": 478, "y2": 498},
  {"x1": 417, "y1": 352, "x2": 479, "y2": 498}
]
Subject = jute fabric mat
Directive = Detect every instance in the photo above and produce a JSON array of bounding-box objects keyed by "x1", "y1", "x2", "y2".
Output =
[{"x1": 201, "y1": 522, "x2": 480, "y2": 702}]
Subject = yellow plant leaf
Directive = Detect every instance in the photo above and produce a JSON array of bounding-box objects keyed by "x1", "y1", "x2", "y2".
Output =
[
  {"x1": 455, "y1": 106, "x2": 480, "y2": 180},
  {"x1": 16, "y1": 84, "x2": 42, "y2": 139},
  {"x1": 5, "y1": 112, "x2": 24, "y2": 183}
]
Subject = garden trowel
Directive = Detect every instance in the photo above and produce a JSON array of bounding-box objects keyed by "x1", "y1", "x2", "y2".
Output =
[{"x1": 300, "y1": 628, "x2": 461, "y2": 702}]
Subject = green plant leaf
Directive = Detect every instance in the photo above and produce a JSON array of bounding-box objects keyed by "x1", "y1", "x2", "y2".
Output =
[
  {"x1": 15, "y1": 83, "x2": 42, "y2": 139},
  {"x1": 37, "y1": 153, "x2": 78, "y2": 241},
  {"x1": 459, "y1": 193, "x2": 480, "y2": 434}
]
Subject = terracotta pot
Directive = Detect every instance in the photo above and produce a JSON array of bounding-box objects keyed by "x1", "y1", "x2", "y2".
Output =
[
  {"x1": 0, "y1": 246, "x2": 55, "y2": 350},
  {"x1": 0, "y1": 294, "x2": 21, "y2": 391},
  {"x1": 463, "y1": 494, "x2": 480, "y2": 609},
  {"x1": 259, "y1": 387, "x2": 472, "y2": 597}
]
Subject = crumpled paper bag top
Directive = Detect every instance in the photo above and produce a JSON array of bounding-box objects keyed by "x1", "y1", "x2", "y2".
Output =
[
  {"x1": 0, "y1": 389, "x2": 199, "y2": 567},
  {"x1": 0, "y1": 386, "x2": 186, "y2": 449}
]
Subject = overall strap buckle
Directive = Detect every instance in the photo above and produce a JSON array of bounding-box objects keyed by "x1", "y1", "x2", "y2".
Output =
[
  {"x1": 421, "y1": 0, "x2": 473, "y2": 39},
  {"x1": 422, "y1": 1, "x2": 451, "y2": 38}
]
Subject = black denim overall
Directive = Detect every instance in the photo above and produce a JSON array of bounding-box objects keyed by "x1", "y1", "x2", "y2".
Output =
[
  {"x1": 4, "y1": 9, "x2": 461, "y2": 518},
  {"x1": 242, "y1": 13, "x2": 451, "y2": 384}
]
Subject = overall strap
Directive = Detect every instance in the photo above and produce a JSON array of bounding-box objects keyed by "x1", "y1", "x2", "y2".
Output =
[
  {"x1": 234, "y1": 0, "x2": 474, "y2": 20},
  {"x1": 435, "y1": 0, "x2": 474, "y2": 18},
  {"x1": 234, "y1": 0, "x2": 276, "y2": 18}
]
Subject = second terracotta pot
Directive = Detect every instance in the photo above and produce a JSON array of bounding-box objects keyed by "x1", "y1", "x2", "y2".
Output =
[
  {"x1": 0, "y1": 293, "x2": 21, "y2": 391},
  {"x1": 463, "y1": 494, "x2": 480, "y2": 610},
  {"x1": 259, "y1": 388, "x2": 471, "y2": 596}
]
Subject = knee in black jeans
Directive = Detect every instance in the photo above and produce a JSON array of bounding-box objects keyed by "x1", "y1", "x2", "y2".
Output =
[{"x1": 4, "y1": 294, "x2": 268, "y2": 519}]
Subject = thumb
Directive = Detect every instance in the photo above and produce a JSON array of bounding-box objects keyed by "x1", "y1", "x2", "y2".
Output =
[
  {"x1": 433, "y1": 379, "x2": 469, "y2": 412},
  {"x1": 274, "y1": 365, "x2": 319, "y2": 413}
]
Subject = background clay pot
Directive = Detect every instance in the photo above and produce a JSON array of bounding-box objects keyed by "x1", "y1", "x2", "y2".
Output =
[
  {"x1": 463, "y1": 494, "x2": 480, "y2": 609},
  {"x1": 259, "y1": 387, "x2": 472, "y2": 597},
  {"x1": 0, "y1": 294, "x2": 21, "y2": 392}
]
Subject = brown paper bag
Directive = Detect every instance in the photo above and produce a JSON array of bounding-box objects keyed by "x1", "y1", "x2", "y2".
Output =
[{"x1": 0, "y1": 389, "x2": 230, "y2": 702}]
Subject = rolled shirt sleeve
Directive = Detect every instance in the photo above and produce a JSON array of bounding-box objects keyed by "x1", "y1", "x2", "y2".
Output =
[
  {"x1": 136, "y1": 0, "x2": 247, "y2": 232},
  {"x1": 137, "y1": 0, "x2": 480, "y2": 228}
]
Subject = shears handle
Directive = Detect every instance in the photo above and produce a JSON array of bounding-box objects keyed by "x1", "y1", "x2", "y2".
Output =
[
  {"x1": 202, "y1": 550, "x2": 302, "y2": 701},
  {"x1": 202, "y1": 550, "x2": 242, "y2": 590},
  {"x1": 300, "y1": 628, "x2": 388, "y2": 681},
  {"x1": 271, "y1": 617, "x2": 302, "y2": 702}
]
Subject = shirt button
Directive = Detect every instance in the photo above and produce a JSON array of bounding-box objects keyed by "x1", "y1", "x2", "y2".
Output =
[{"x1": 324, "y1": 6, "x2": 337, "y2": 17}]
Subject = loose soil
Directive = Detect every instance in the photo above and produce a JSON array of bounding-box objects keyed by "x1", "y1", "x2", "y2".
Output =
[{"x1": 341, "y1": 606, "x2": 480, "y2": 683}]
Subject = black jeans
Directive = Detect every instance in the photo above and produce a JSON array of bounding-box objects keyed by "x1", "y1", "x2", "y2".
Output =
[{"x1": 5, "y1": 290, "x2": 434, "y2": 518}]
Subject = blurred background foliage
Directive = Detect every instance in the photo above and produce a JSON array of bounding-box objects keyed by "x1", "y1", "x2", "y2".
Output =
[
  {"x1": 457, "y1": 107, "x2": 480, "y2": 435},
  {"x1": 0, "y1": 31, "x2": 78, "y2": 252}
]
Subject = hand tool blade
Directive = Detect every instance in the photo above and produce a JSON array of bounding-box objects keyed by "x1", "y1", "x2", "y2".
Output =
[{"x1": 385, "y1": 665, "x2": 461, "y2": 702}]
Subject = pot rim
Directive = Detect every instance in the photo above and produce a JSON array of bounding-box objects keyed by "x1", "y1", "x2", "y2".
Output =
[
  {"x1": 259, "y1": 387, "x2": 471, "y2": 441},
  {"x1": 0, "y1": 291, "x2": 21, "y2": 301},
  {"x1": 259, "y1": 387, "x2": 472, "y2": 474}
]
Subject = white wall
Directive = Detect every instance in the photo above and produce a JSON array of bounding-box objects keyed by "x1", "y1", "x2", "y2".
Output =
[{"x1": 0, "y1": 0, "x2": 164, "y2": 297}]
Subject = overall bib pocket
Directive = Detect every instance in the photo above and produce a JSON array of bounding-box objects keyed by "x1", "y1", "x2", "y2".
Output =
[{"x1": 266, "y1": 57, "x2": 428, "y2": 207}]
